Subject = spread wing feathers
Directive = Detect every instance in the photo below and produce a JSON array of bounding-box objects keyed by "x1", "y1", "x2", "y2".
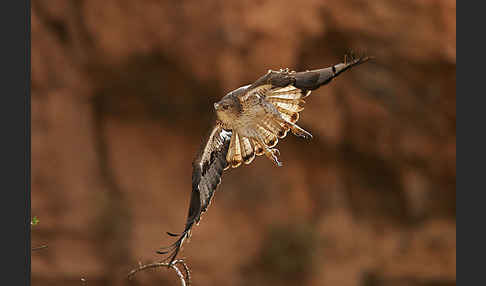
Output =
[
  {"x1": 247, "y1": 52, "x2": 370, "y2": 142},
  {"x1": 256, "y1": 124, "x2": 278, "y2": 148},
  {"x1": 264, "y1": 53, "x2": 369, "y2": 123},
  {"x1": 228, "y1": 53, "x2": 370, "y2": 168},
  {"x1": 260, "y1": 115, "x2": 289, "y2": 139},
  {"x1": 158, "y1": 124, "x2": 232, "y2": 265}
]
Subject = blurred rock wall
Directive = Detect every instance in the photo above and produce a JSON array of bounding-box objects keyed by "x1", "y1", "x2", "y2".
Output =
[{"x1": 31, "y1": 0, "x2": 455, "y2": 285}]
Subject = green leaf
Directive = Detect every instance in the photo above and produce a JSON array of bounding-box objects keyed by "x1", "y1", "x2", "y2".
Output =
[{"x1": 31, "y1": 216, "x2": 40, "y2": 226}]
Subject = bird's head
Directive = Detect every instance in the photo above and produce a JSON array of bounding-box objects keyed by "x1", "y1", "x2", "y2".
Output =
[{"x1": 213, "y1": 95, "x2": 241, "y2": 125}]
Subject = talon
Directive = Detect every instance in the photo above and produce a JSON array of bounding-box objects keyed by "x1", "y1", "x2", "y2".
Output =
[
  {"x1": 270, "y1": 148, "x2": 282, "y2": 166},
  {"x1": 272, "y1": 155, "x2": 283, "y2": 167},
  {"x1": 263, "y1": 147, "x2": 282, "y2": 167}
]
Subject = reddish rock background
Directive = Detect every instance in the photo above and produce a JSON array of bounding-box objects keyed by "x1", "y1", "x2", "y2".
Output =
[{"x1": 31, "y1": 0, "x2": 456, "y2": 285}]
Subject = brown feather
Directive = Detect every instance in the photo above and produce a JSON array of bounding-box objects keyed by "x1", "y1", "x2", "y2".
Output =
[
  {"x1": 267, "y1": 86, "x2": 303, "y2": 100},
  {"x1": 277, "y1": 108, "x2": 300, "y2": 123},
  {"x1": 267, "y1": 97, "x2": 305, "y2": 113},
  {"x1": 252, "y1": 139, "x2": 265, "y2": 156},
  {"x1": 227, "y1": 132, "x2": 243, "y2": 168},
  {"x1": 288, "y1": 123, "x2": 313, "y2": 139},
  {"x1": 239, "y1": 135, "x2": 255, "y2": 165},
  {"x1": 260, "y1": 116, "x2": 288, "y2": 139},
  {"x1": 256, "y1": 125, "x2": 278, "y2": 148}
]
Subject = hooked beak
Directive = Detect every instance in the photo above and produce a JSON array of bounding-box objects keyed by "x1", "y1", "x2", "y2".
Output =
[{"x1": 214, "y1": 102, "x2": 220, "y2": 111}]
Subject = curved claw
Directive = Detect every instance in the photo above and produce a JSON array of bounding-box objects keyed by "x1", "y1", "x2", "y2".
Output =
[{"x1": 268, "y1": 148, "x2": 283, "y2": 167}]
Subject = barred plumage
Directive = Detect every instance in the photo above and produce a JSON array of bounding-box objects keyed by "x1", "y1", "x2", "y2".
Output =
[{"x1": 160, "y1": 53, "x2": 372, "y2": 266}]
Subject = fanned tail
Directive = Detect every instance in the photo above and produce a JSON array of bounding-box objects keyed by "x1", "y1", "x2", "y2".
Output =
[{"x1": 226, "y1": 132, "x2": 243, "y2": 168}]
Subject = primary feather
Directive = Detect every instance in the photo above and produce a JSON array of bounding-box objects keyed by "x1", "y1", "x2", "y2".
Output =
[{"x1": 158, "y1": 125, "x2": 231, "y2": 265}]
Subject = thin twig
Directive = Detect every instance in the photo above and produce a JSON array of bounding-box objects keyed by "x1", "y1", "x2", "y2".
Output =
[
  {"x1": 32, "y1": 244, "x2": 48, "y2": 251},
  {"x1": 177, "y1": 260, "x2": 191, "y2": 284},
  {"x1": 127, "y1": 259, "x2": 191, "y2": 286}
]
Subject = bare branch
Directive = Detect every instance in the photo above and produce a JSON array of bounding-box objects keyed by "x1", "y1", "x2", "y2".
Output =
[{"x1": 127, "y1": 259, "x2": 191, "y2": 286}]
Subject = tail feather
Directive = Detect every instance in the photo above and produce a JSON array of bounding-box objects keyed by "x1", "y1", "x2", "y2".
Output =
[
  {"x1": 261, "y1": 117, "x2": 288, "y2": 139},
  {"x1": 252, "y1": 139, "x2": 265, "y2": 156},
  {"x1": 239, "y1": 135, "x2": 255, "y2": 165},
  {"x1": 276, "y1": 108, "x2": 299, "y2": 123},
  {"x1": 256, "y1": 125, "x2": 278, "y2": 148},
  {"x1": 226, "y1": 132, "x2": 243, "y2": 168}
]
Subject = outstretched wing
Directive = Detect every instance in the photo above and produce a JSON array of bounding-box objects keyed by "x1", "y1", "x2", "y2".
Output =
[
  {"x1": 249, "y1": 53, "x2": 372, "y2": 126},
  {"x1": 158, "y1": 124, "x2": 232, "y2": 265},
  {"x1": 225, "y1": 53, "x2": 371, "y2": 167}
]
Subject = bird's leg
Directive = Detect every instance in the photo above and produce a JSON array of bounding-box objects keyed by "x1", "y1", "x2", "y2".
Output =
[
  {"x1": 266, "y1": 148, "x2": 282, "y2": 167},
  {"x1": 255, "y1": 137, "x2": 282, "y2": 167},
  {"x1": 275, "y1": 116, "x2": 313, "y2": 140},
  {"x1": 288, "y1": 123, "x2": 313, "y2": 139}
]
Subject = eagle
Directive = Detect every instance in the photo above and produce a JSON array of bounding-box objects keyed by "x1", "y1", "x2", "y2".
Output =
[{"x1": 158, "y1": 54, "x2": 371, "y2": 265}]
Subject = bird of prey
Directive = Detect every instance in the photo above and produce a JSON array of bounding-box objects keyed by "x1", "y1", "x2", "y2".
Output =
[{"x1": 158, "y1": 53, "x2": 371, "y2": 265}]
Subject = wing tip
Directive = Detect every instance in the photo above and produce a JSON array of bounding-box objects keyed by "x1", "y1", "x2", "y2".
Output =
[
  {"x1": 157, "y1": 228, "x2": 191, "y2": 266},
  {"x1": 343, "y1": 50, "x2": 374, "y2": 66}
]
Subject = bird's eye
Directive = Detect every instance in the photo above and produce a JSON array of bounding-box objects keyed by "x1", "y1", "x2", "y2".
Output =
[{"x1": 222, "y1": 105, "x2": 229, "y2": 110}]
